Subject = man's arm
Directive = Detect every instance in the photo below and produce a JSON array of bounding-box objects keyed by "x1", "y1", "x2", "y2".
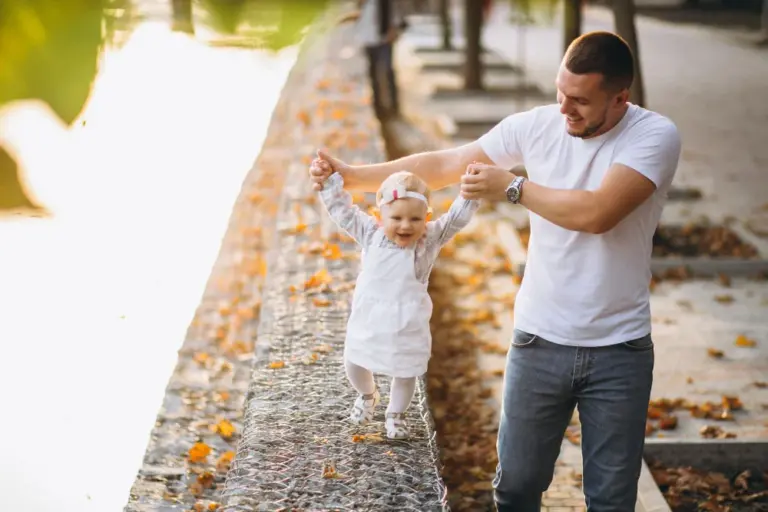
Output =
[
  {"x1": 519, "y1": 164, "x2": 657, "y2": 234},
  {"x1": 343, "y1": 141, "x2": 493, "y2": 192},
  {"x1": 461, "y1": 118, "x2": 681, "y2": 234}
]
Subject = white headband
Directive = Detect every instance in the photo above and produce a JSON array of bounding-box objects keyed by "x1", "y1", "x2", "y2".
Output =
[{"x1": 377, "y1": 180, "x2": 428, "y2": 207}]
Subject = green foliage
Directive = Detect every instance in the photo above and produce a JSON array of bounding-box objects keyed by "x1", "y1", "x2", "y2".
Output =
[
  {"x1": 0, "y1": 0, "x2": 104, "y2": 125},
  {"x1": 198, "y1": 0, "x2": 331, "y2": 51}
]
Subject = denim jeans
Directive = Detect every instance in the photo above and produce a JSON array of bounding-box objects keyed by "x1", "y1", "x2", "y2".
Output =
[{"x1": 493, "y1": 329, "x2": 654, "y2": 512}]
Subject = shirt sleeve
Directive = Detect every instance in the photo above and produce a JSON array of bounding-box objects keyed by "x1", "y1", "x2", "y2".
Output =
[
  {"x1": 612, "y1": 117, "x2": 682, "y2": 190},
  {"x1": 426, "y1": 195, "x2": 480, "y2": 249},
  {"x1": 318, "y1": 173, "x2": 378, "y2": 248},
  {"x1": 477, "y1": 109, "x2": 535, "y2": 170}
]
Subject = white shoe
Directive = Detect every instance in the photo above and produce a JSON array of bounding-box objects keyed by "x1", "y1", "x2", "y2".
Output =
[
  {"x1": 385, "y1": 412, "x2": 410, "y2": 440},
  {"x1": 350, "y1": 390, "x2": 380, "y2": 425}
]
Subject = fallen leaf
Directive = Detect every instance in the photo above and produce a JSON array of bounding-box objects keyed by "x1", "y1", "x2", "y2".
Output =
[
  {"x1": 707, "y1": 348, "x2": 724, "y2": 358},
  {"x1": 188, "y1": 442, "x2": 212, "y2": 463},
  {"x1": 215, "y1": 419, "x2": 236, "y2": 440},
  {"x1": 322, "y1": 461, "x2": 339, "y2": 479},
  {"x1": 197, "y1": 471, "x2": 215, "y2": 489},
  {"x1": 193, "y1": 352, "x2": 211, "y2": 365},
  {"x1": 734, "y1": 334, "x2": 757, "y2": 347},
  {"x1": 268, "y1": 361, "x2": 286, "y2": 369},
  {"x1": 351, "y1": 433, "x2": 383, "y2": 443},
  {"x1": 659, "y1": 415, "x2": 678, "y2": 430},
  {"x1": 216, "y1": 451, "x2": 235, "y2": 473}
]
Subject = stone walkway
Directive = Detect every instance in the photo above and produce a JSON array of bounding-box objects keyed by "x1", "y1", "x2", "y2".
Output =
[{"x1": 126, "y1": 4, "x2": 448, "y2": 511}]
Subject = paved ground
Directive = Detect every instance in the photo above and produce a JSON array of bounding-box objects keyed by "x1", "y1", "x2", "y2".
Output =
[{"x1": 395, "y1": 4, "x2": 768, "y2": 510}]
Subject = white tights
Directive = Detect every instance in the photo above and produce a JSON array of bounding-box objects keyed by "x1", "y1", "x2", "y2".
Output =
[{"x1": 345, "y1": 359, "x2": 416, "y2": 414}]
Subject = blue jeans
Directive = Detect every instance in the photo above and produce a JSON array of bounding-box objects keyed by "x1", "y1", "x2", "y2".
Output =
[{"x1": 493, "y1": 330, "x2": 654, "y2": 512}]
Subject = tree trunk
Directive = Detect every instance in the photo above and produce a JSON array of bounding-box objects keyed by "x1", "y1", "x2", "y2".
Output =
[
  {"x1": 612, "y1": 0, "x2": 646, "y2": 107},
  {"x1": 761, "y1": 0, "x2": 768, "y2": 40},
  {"x1": 464, "y1": 0, "x2": 484, "y2": 90},
  {"x1": 563, "y1": 0, "x2": 581, "y2": 55},
  {"x1": 439, "y1": 0, "x2": 452, "y2": 50},
  {"x1": 171, "y1": 0, "x2": 194, "y2": 34}
]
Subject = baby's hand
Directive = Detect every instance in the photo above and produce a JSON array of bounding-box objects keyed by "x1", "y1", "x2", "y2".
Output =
[{"x1": 309, "y1": 150, "x2": 348, "y2": 191}]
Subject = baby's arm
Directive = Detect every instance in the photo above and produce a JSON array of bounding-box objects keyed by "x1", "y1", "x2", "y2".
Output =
[
  {"x1": 427, "y1": 194, "x2": 480, "y2": 248},
  {"x1": 318, "y1": 173, "x2": 378, "y2": 248}
]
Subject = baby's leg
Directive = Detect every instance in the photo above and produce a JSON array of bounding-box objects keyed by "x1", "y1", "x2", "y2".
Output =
[
  {"x1": 387, "y1": 377, "x2": 417, "y2": 414},
  {"x1": 345, "y1": 359, "x2": 379, "y2": 425},
  {"x1": 344, "y1": 359, "x2": 375, "y2": 395},
  {"x1": 386, "y1": 377, "x2": 417, "y2": 440}
]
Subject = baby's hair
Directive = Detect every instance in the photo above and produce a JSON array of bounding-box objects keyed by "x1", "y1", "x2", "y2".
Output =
[{"x1": 376, "y1": 171, "x2": 431, "y2": 205}]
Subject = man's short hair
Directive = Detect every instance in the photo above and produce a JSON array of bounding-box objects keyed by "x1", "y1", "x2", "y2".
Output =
[{"x1": 564, "y1": 31, "x2": 634, "y2": 92}]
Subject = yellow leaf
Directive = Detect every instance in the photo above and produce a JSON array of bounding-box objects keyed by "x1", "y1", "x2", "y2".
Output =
[
  {"x1": 193, "y1": 352, "x2": 210, "y2": 365},
  {"x1": 268, "y1": 361, "x2": 285, "y2": 369},
  {"x1": 734, "y1": 334, "x2": 756, "y2": 347},
  {"x1": 188, "y1": 442, "x2": 212, "y2": 463},
  {"x1": 216, "y1": 451, "x2": 235, "y2": 473},
  {"x1": 323, "y1": 243, "x2": 342, "y2": 260},
  {"x1": 216, "y1": 419, "x2": 236, "y2": 439},
  {"x1": 313, "y1": 298, "x2": 331, "y2": 307}
]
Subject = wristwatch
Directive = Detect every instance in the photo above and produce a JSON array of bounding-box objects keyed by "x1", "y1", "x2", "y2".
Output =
[{"x1": 505, "y1": 176, "x2": 527, "y2": 204}]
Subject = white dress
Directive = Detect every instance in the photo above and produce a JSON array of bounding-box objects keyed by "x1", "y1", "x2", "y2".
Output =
[{"x1": 319, "y1": 173, "x2": 478, "y2": 378}]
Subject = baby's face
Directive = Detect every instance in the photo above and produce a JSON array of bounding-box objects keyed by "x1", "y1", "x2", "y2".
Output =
[{"x1": 381, "y1": 198, "x2": 428, "y2": 247}]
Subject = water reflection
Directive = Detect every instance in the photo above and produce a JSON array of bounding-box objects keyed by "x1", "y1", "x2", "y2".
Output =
[{"x1": 0, "y1": 2, "x2": 299, "y2": 511}]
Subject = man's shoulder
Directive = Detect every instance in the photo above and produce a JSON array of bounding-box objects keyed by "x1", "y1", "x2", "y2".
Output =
[
  {"x1": 497, "y1": 103, "x2": 561, "y2": 131},
  {"x1": 625, "y1": 105, "x2": 679, "y2": 136}
]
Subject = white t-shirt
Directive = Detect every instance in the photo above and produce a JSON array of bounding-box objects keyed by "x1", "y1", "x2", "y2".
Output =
[{"x1": 479, "y1": 103, "x2": 681, "y2": 347}]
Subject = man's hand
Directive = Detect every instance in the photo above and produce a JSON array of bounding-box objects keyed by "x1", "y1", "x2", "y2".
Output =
[
  {"x1": 460, "y1": 162, "x2": 515, "y2": 202},
  {"x1": 309, "y1": 150, "x2": 350, "y2": 191}
]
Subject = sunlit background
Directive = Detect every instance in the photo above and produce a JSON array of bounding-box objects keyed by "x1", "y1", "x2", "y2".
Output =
[{"x1": 0, "y1": 1, "x2": 301, "y2": 510}]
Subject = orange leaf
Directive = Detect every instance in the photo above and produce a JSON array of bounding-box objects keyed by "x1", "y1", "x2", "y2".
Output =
[
  {"x1": 707, "y1": 348, "x2": 724, "y2": 358},
  {"x1": 216, "y1": 419, "x2": 236, "y2": 439},
  {"x1": 304, "y1": 268, "x2": 332, "y2": 289},
  {"x1": 313, "y1": 298, "x2": 332, "y2": 307},
  {"x1": 188, "y1": 442, "x2": 212, "y2": 463},
  {"x1": 216, "y1": 451, "x2": 235, "y2": 473},
  {"x1": 323, "y1": 243, "x2": 342, "y2": 260},
  {"x1": 268, "y1": 361, "x2": 285, "y2": 369},
  {"x1": 197, "y1": 471, "x2": 215, "y2": 489},
  {"x1": 193, "y1": 352, "x2": 210, "y2": 365},
  {"x1": 734, "y1": 334, "x2": 756, "y2": 347}
]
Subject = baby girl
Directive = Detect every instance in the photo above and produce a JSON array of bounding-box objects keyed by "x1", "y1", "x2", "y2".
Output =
[{"x1": 317, "y1": 168, "x2": 478, "y2": 439}]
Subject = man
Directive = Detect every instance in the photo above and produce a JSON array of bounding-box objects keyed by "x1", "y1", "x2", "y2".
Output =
[
  {"x1": 353, "y1": 0, "x2": 408, "y2": 119},
  {"x1": 310, "y1": 31, "x2": 680, "y2": 512}
]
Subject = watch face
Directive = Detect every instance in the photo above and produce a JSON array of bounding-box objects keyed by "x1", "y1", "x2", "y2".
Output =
[{"x1": 506, "y1": 186, "x2": 519, "y2": 203}]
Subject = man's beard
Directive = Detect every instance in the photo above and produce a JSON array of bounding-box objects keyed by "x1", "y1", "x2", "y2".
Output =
[{"x1": 567, "y1": 109, "x2": 608, "y2": 139}]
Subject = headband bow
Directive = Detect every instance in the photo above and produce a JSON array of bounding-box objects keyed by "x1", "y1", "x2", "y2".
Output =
[{"x1": 377, "y1": 179, "x2": 428, "y2": 207}]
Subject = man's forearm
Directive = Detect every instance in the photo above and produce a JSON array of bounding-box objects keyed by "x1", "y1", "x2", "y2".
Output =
[
  {"x1": 344, "y1": 149, "x2": 459, "y2": 192},
  {"x1": 519, "y1": 181, "x2": 601, "y2": 233}
]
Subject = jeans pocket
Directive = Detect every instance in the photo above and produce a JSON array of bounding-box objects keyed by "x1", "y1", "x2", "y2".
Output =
[
  {"x1": 511, "y1": 329, "x2": 538, "y2": 348},
  {"x1": 622, "y1": 335, "x2": 654, "y2": 351}
]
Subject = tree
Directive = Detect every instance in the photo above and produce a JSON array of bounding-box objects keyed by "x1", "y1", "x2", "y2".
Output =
[
  {"x1": 761, "y1": 0, "x2": 768, "y2": 44},
  {"x1": 463, "y1": 0, "x2": 484, "y2": 90},
  {"x1": 439, "y1": 0, "x2": 453, "y2": 50},
  {"x1": 562, "y1": 0, "x2": 582, "y2": 54},
  {"x1": 612, "y1": 0, "x2": 645, "y2": 106},
  {"x1": 171, "y1": 0, "x2": 195, "y2": 34}
]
